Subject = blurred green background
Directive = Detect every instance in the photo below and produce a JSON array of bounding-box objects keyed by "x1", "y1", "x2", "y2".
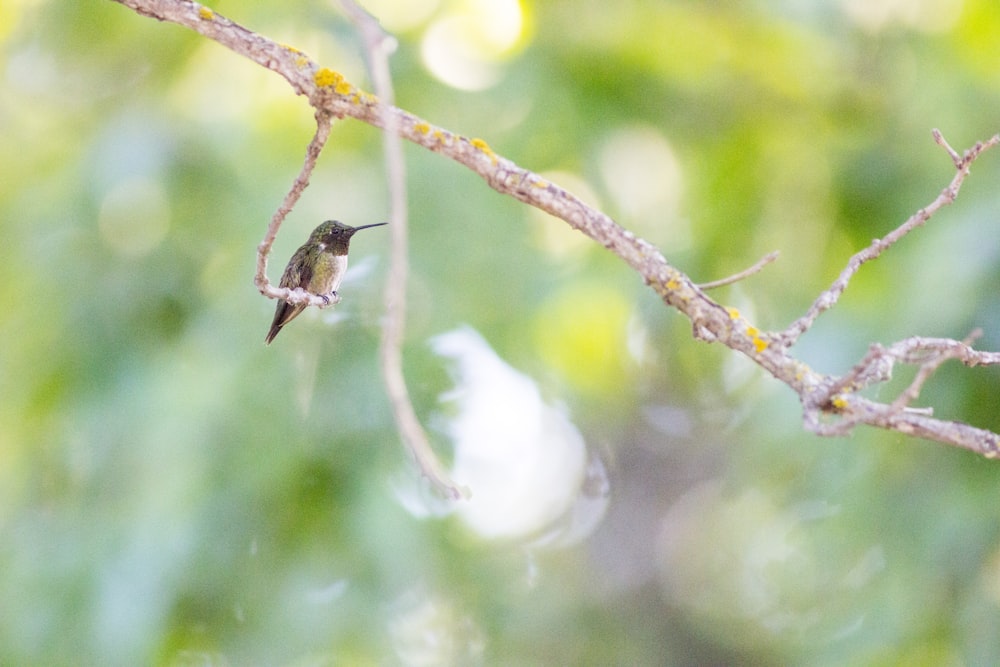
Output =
[{"x1": 3, "y1": 0, "x2": 1000, "y2": 664}]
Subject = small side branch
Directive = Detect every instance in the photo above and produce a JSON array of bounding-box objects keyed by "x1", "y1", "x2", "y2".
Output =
[
  {"x1": 777, "y1": 130, "x2": 1000, "y2": 347},
  {"x1": 810, "y1": 330, "x2": 1000, "y2": 456},
  {"x1": 808, "y1": 394, "x2": 1000, "y2": 458},
  {"x1": 255, "y1": 111, "x2": 335, "y2": 307},
  {"x1": 699, "y1": 251, "x2": 779, "y2": 290},
  {"x1": 819, "y1": 331, "x2": 1000, "y2": 408}
]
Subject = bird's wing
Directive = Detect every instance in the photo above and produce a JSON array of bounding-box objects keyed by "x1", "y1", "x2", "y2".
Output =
[
  {"x1": 265, "y1": 247, "x2": 315, "y2": 342},
  {"x1": 280, "y1": 249, "x2": 313, "y2": 290}
]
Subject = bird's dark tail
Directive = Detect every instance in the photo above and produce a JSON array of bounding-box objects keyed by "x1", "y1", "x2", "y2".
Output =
[{"x1": 264, "y1": 323, "x2": 282, "y2": 345}]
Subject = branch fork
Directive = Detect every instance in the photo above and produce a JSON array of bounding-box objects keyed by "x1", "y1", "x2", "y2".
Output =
[{"x1": 112, "y1": 0, "x2": 1000, "y2": 463}]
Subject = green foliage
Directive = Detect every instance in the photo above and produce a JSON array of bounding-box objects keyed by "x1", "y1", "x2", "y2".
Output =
[{"x1": 2, "y1": 0, "x2": 1000, "y2": 664}]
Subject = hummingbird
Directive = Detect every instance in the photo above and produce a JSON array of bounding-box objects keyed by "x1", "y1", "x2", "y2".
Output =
[{"x1": 264, "y1": 220, "x2": 387, "y2": 345}]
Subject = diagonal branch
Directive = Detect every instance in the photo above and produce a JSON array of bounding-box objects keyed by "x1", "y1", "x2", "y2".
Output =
[{"x1": 110, "y1": 0, "x2": 1000, "y2": 460}]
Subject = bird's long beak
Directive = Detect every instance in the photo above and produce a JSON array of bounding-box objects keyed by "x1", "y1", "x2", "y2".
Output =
[{"x1": 352, "y1": 222, "x2": 388, "y2": 232}]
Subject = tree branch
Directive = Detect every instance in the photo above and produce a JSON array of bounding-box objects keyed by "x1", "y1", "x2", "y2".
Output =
[
  {"x1": 110, "y1": 0, "x2": 1000, "y2": 460},
  {"x1": 340, "y1": 0, "x2": 468, "y2": 500},
  {"x1": 778, "y1": 131, "x2": 1000, "y2": 347},
  {"x1": 698, "y1": 251, "x2": 779, "y2": 290},
  {"x1": 253, "y1": 110, "x2": 341, "y2": 309}
]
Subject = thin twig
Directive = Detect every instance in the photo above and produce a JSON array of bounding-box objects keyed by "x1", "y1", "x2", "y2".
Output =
[
  {"x1": 887, "y1": 331, "x2": 993, "y2": 413},
  {"x1": 889, "y1": 352, "x2": 955, "y2": 414},
  {"x1": 808, "y1": 392, "x2": 1000, "y2": 457},
  {"x1": 254, "y1": 111, "x2": 340, "y2": 307},
  {"x1": 822, "y1": 343, "x2": 894, "y2": 400},
  {"x1": 819, "y1": 331, "x2": 1000, "y2": 411},
  {"x1": 932, "y1": 128, "x2": 962, "y2": 166},
  {"x1": 340, "y1": 0, "x2": 468, "y2": 500},
  {"x1": 777, "y1": 130, "x2": 1000, "y2": 348},
  {"x1": 699, "y1": 251, "x2": 779, "y2": 290}
]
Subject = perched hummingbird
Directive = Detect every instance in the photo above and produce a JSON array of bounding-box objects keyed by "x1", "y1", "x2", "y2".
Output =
[{"x1": 264, "y1": 220, "x2": 387, "y2": 345}]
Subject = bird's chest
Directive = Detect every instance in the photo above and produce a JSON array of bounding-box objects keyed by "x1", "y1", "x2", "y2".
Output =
[{"x1": 310, "y1": 252, "x2": 349, "y2": 294}]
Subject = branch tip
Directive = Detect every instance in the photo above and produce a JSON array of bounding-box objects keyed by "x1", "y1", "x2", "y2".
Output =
[
  {"x1": 699, "y1": 251, "x2": 779, "y2": 290},
  {"x1": 932, "y1": 128, "x2": 962, "y2": 166}
]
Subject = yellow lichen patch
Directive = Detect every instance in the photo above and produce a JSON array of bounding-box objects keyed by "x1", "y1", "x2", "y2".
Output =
[
  {"x1": 666, "y1": 278, "x2": 680, "y2": 290},
  {"x1": 334, "y1": 80, "x2": 353, "y2": 96},
  {"x1": 470, "y1": 137, "x2": 498, "y2": 164},
  {"x1": 727, "y1": 307, "x2": 741, "y2": 319},
  {"x1": 198, "y1": 5, "x2": 214, "y2": 20},
  {"x1": 278, "y1": 45, "x2": 309, "y2": 68},
  {"x1": 831, "y1": 395, "x2": 848, "y2": 409},
  {"x1": 746, "y1": 326, "x2": 759, "y2": 338},
  {"x1": 414, "y1": 122, "x2": 431, "y2": 135},
  {"x1": 532, "y1": 179, "x2": 549, "y2": 189},
  {"x1": 752, "y1": 337, "x2": 768, "y2": 353},
  {"x1": 470, "y1": 137, "x2": 493, "y2": 154},
  {"x1": 314, "y1": 68, "x2": 343, "y2": 88},
  {"x1": 432, "y1": 130, "x2": 448, "y2": 144}
]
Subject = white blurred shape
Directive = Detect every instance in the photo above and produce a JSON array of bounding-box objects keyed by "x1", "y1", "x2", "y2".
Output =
[
  {"x1": 432, "y1": 327, "x2": 588, "y2": 540},
  {"x1": 389, "y1": 588, "x2": 484, "y2": 666},
  {"x1": 527, "y1": 451, "x2": 610, "y2": 550}
]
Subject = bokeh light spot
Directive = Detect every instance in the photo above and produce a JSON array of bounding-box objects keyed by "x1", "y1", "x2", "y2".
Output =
[
  {"x1": 421, "y1": 0, "x2": 524, "y2": 90},
  {"x1": 433, "y1": 327, "x2": 588, "y2": 540},
  {"x1": 534, "y1": 284, "x2": 632, "y2": 395},
  {"x1": 597, "y1": 125, "x2": 689, "y2": 249}
]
